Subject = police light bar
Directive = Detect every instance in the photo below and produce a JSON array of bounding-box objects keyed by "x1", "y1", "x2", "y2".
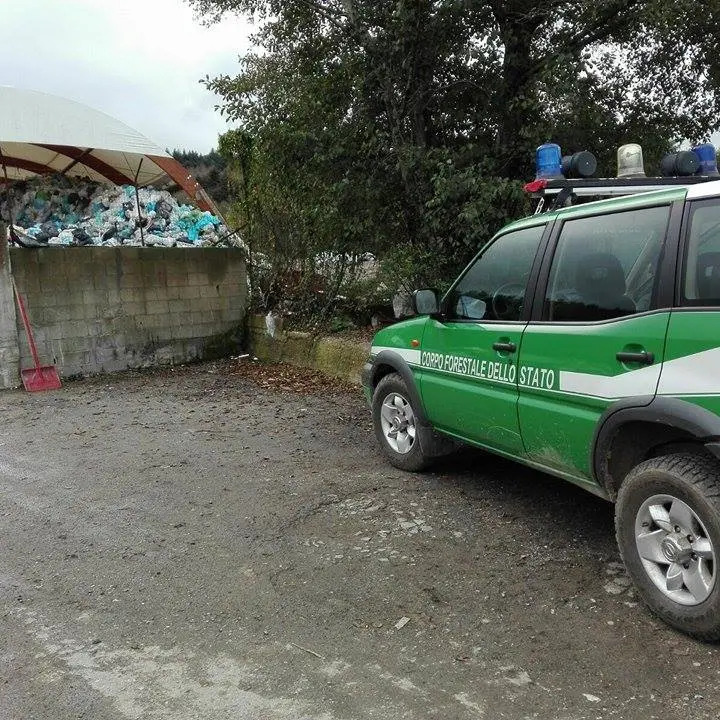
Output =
[
  {"x1": 526, "y1": 142, "x2": 720, "y2": 202},
  {"x1": 525, "y1": 176, "x2": 716, "y2": 198}
]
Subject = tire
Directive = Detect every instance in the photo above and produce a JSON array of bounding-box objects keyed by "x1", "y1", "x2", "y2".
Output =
[
  {"x1": 615, "y1": 453, "x2": 720, "y2": 640},
  {"x1": 371, "y1": 372, "x2": 430, "y2": 472}
]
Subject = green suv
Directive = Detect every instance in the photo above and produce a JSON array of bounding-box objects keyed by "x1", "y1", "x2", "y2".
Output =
[{"x1": 363, "y1": 180, "x2": 720, "y2": 639}]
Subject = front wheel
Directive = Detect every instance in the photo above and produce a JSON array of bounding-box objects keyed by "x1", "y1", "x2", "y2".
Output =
[
  {"x1": 371, "y1": 373, "x2": 430, "y2": 472},
  {"x1": 615, "y1": 453, "x2": 720, "y2": 640}
]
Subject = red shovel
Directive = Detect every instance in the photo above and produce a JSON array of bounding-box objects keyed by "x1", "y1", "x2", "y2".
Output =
[{"x1": 11, "y1": 277, "x2": 61, "y2": 392}]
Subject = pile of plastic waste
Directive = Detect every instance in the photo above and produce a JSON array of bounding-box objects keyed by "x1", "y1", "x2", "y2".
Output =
[{"x1": 0, "y1": 174, "x2": 238, "y2": 248}]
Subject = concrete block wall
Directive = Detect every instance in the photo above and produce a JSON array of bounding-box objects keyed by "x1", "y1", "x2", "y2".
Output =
[{"x1": 9, "y1": 246, "x2": 247, "y2": 380}]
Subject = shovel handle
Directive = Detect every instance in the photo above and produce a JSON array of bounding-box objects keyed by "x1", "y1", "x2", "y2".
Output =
[{"x1": 11, "y1": 278, "x2": 42, "y2": 369}]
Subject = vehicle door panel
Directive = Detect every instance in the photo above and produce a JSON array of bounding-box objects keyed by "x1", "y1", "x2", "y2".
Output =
[
  {"x1": 419, "y1": 224, "x2": 547, "y2": 455},
  {"x1": 660, "y1": 197, "x2": 720, "y2": 415},
  {"x1": 517, "y1": 204, "x2": 675, "y2": 478}
]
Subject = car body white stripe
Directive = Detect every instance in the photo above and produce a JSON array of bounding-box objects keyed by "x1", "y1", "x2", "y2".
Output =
[
  {"x1": 559, "y1": 365, "x2": 660, "y2": 400},
  {"x1": 372, "y1": 342, "x2": 720, "y2": 399},
  {"x1": 371, "y1": 346, "x2": 422, "y2": 364},
  {"x1": 657, "y1": 346, "x2": 720, "y2": 396}
]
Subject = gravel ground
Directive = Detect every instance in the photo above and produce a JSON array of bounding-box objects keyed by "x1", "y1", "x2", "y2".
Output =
[{"x1": 0, "y1": 360, "x2": 718, "y2": 720}]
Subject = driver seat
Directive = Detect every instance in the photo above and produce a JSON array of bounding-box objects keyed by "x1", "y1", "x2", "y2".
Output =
[{"x1": 573, "y1": 252, "x2": 636, "y2": 321}]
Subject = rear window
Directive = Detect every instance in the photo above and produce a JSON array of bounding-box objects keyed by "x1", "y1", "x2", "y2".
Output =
[{"x1": 682, "y1": 199, "x2": 720, "y2": 306}]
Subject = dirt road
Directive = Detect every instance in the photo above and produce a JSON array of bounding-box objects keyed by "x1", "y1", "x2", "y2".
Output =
[{"x1": 0, "y1": 361, "x2": 717, "y2": 719}]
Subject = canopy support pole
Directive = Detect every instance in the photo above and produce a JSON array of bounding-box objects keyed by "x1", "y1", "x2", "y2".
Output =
[
  {"x1": 133, "y1": 158, "x2": 145, "y2": 247},
  {"x1": 0, "y1": 147, "x2": 14, "y2": 227}
]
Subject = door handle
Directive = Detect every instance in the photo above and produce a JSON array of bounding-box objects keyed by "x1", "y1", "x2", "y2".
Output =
[
  {"x1": 616, "y1": 350, "x2": 654, "y2": 365},
  {"x1": 493, "y1": 341, "x2": 517, "y2": 353}
]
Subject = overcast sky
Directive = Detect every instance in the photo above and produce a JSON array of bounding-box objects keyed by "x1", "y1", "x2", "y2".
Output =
[
  {"x1": 0, "y1": 0, "x2": 253, "y2": 153},
  {"x1": 1, "y1": 2, "x2": 717, "y2": 161}
]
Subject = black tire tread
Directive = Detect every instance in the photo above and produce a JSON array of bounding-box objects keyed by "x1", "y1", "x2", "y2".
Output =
[
  {"x1": 616, "y1": 452, "x2": 720, "y2": 641},
  {"x1": 371, "y1": 372, "x2": 430, "y2": 472},
  {"x1": 621, "y1": 453, "x2": 720, "y2": 503}
]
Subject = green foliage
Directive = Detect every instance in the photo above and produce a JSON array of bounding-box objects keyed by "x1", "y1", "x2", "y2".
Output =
[
  {"x1": 189, "y1": 0, "x2": 720, "y2": 319},
  {"x1": 171, "y1": 149, "x2": 230, "y2": 204}
]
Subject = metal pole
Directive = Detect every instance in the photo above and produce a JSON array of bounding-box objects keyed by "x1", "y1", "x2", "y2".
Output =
[
  {"x1": 0, "y1": 146, "x2": 14, "y2": 234},
  {"x1": 134, "y1": 157, "x2": 145, "y2": 247}
]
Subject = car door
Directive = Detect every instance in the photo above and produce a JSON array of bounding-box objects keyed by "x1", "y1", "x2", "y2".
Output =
[
  {"x1": 517, "y1": 200, "x2": 681, "y2": 480},
  {"x1": 659, "y1": 195, "x2": 720, "y2": 412},
  {"x1": 419, "y1": 223, "x2": 547, "y2": 455}
]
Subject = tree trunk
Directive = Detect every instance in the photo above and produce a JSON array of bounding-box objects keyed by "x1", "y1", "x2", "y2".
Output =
[{"x1": 493, "y1": 6, "x2": 544, "y2": 178}]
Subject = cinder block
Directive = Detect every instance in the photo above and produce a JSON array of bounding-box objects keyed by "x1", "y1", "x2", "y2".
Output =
[
  {"x1": 122, "y1": 299, "x2": 147, "y2": 316},
  {"x1": 10, "y1": 263, "x2": 26, "y2": 282},
  {"x1": 153, "y1": 326, "x2": 175, "y2": 343},
  {"x1": 35, "y1": 288, "x2": 68, "y2": 308},
  {"x1": 80, "y1": 288, "x2": 101, "y2": 306},
  {"x1": 60, "y1": 319, "x2": 88, "y2": 338},
  {"x1": 92, "y1": 272, "x2": 111, "y2": 291},
  {"x1": 11, "y1": 249, "x2": 38, "y2": 269},
  {"x1": 63, "y1": 336, "x2": 94, "y2": 354},
  {"x1": 37, "y1": 274, "x2": 65, "y2": 295},
  {"x1": 187, "y1": 272, "x2": 206, "y2": 287},
  {"x1": 178, "y1": 285, "x2": 203, "y2": 300},
  {"x1": 122, "y1": 272, "x2": 144, "y2": 289},
  {"x1": 36, "y1": 249, "x2": 60, "y2": 266},
  {"x1": 169, "y1": 309, "x2": 191, "y2": 326},
  {"x1": 16, "y1": 275, "x2": 41, "y2": 296},
  {"x1": 91, "y1": 271, "x2": 110, "y2": 291},
  {"x1": 120, "y1": 288, "x2": 140, "y2": 303},
  {"x1": 166, "y1": 273, "x2": 189, "y2": 287},
  {"x1": 138, "y1": 287, "x2": 157, "y2": 302},
  {"x1": 197, "y1": 285, "x2": 217, "y2": 299},
  {"x1": 140, "y1": 264, "x2": 157, "y2": 285},
  {"x1": 104, "y1": 286, "x2": 121, "y2": 304},
  {"x1": 150, "y1": 264, "x2": 167, "y2": 286},
  {"x1": 70, "y1": 253, "x2": 95, "y2": 272},
  {"x1": 144, "y1": 299, "x2": 169, "y2": 316},
  {"x1": 35, "y1": 306, "x2": 68, "y2": 325},
  {"x1": 167, "y1": 297, "x2": 191, "y2": 313},
  {"x1": 162, "y1": 286, "x2": 181, "y2": 301},
  {"x1": 121, "y1": 247, "x2": 141, "y2": 262},
  {"x1": 75, "y1": 303, "x2": 98, "y2": 321},
  {"x1": 193, "y1": 297, "x2": 212, "y2": 312}
]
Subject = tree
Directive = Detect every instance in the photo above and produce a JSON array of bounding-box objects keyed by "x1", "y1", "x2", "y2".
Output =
[
  {"x1": 171, "y1": 149, "x2": 231, "y2": 204},
  {"x1": 190, "y1": 0, "x2": 720, "y2": 310}
]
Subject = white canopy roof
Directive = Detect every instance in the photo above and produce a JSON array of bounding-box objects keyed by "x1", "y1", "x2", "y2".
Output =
[{"x1": 0, "y1": 87, "x2": 217, "y2": 213}]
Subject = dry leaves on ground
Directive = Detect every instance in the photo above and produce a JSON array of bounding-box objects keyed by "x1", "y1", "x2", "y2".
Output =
[{"x1": 229, "y1": 358, "x2": 357, "y2": 395}]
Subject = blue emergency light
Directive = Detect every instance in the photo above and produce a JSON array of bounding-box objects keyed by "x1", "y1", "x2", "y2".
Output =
[
  {"x1": 535, "y1": 142, "x2": 562, "y2": 179},
  {"x1": 692, "y1": 143, "x2": 719, "y2": 176}
]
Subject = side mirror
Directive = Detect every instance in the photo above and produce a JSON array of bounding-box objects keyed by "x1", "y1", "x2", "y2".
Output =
[{"x1": 414, "y1": 289, "x2": 439, "y2": 315}]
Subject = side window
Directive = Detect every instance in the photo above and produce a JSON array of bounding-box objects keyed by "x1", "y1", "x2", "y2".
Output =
[
  {"x1": 544, "y1": 206, "x2": 670, "y2": 322},
  {"x1": 447, "y1": 225, "x2": 545, "y2": 322},
  {"x1": 682, "y1": 200, "x2": 720, "y2": 306}
]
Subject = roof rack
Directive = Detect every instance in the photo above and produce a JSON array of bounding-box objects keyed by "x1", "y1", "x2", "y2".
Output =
[{"x1": 525, "y1": 176, "x2": 720, "y2": 214}]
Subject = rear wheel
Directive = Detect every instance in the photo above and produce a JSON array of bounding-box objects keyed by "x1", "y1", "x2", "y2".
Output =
[
  {"x1": 615, "y1": 453, "x2": 720, "y2": 640},
  {"x1": 372, "y1": 373, "x2": 429, "y2": 472}
]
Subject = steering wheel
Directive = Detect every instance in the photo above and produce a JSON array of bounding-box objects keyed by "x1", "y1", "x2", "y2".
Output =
[{"x1": 491, "y1": 283, "x2": 526, "y2": 321}]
